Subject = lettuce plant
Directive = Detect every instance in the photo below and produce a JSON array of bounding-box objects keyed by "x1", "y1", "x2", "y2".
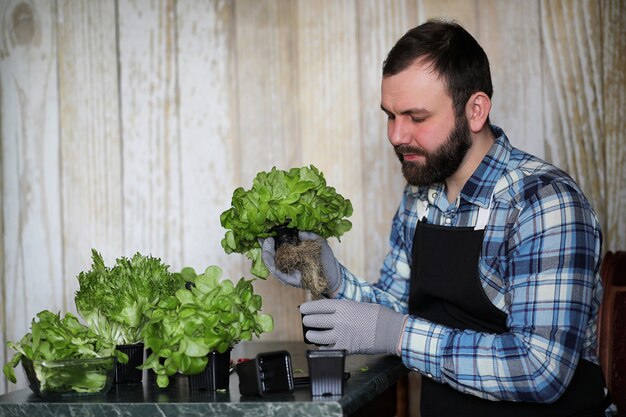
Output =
[
  {"x1": 3, "y1": 310, "x2": 128, "y2": 393},
  {"x1": 74, "y1": 250, "x2": 180, "y2": 345},
  {"x1": 220, "y1": 165, "x2": 353, "y2": 278},
  {"x1": 139, "y1": 265, "x2": 274, "y2": 388}
]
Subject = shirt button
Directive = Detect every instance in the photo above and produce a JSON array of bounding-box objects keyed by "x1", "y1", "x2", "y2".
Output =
[
  {"x1": 431, "y1": 192, "x2": 437, "y2": 199},
  {"x1": 426, "y1": 373, "x2": 433, "y2": 378},
  {"x1": 444, "y1": 217, "x2": 451, "y2": 224}
]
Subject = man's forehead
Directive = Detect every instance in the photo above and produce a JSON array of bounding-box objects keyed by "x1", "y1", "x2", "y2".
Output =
[
  {"x1": 383, "y1": 57, "x2": 439, "y2": 79},
  {"x1": 381, "y1": 59, "x2": 451, "y2": 106}
]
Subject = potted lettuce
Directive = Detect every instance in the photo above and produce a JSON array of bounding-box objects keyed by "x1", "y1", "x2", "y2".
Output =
[
  {"x1": 220, "y1": 165, "x2": 353, "y2": 282},
  {"x1": 139, "y1": 265, "x2": 274, "y2": 390},
  {"x1": 3, "y1": 310, "x2": 128, "y2": 397},
  {"x1": 74, "y1": 250, "x2": 181, "y2": 383}
]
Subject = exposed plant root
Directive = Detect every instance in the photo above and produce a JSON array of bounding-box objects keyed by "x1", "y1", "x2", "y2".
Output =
[{"x1": 275, "y1": 240, "x2": 328, "y2": 300}]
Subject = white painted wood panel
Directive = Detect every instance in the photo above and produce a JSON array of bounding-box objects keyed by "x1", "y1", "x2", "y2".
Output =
[
  {"x1": 175, "y1": 0, "x2": 241, "y2": 278},
  {"x1": 57, "y1": 0, "x2": 123, "y2": 313},
  {"x1": 235, "y1": 0, "x2": 300, "y2": 180},
  {"x1": 117, "y1": 0, "x2": 183, "y2": 266},
  {"x1": 0, "y1": 0, "x2": 63, "y2": 393}
]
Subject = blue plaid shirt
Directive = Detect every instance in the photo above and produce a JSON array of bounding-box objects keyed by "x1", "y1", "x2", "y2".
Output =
[{"x1": 338, "y1": 126, "x2": 605, "y2": 404}]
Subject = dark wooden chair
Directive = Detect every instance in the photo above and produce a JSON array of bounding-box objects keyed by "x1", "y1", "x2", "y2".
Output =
[{"x1": 598, "y1": 251, "x2": 626, "y2": 416}]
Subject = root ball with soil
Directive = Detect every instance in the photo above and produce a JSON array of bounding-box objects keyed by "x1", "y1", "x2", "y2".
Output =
[{"x1": 275, "y1": 240, "x2": 329, "y2": 300}]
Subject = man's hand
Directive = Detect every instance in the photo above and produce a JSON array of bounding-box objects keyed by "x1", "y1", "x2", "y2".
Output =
[
  {"x1": 300, "y1": 299, "x2": 407, "y2": 355},
  {"x1": 260, "y1": 231, "x2": 341, "y2": 293}
]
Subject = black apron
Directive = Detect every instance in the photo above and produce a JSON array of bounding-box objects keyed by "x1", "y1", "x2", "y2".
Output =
[{"x1": 409, "y1": 220, "x2": 609, "y2": 417}]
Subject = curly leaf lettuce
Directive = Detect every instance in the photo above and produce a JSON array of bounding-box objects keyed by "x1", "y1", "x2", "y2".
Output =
[
  {"x1": 220, "y1": 165, "x2": 353, "y2": 278},
  {"x1": 74, "y1": 250, "x2": 180, "y2": 345}
]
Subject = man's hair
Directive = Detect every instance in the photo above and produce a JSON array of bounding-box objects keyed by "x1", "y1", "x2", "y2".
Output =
[{"x1": 383, "y1": 19, "x2": 493, "y2": 117}]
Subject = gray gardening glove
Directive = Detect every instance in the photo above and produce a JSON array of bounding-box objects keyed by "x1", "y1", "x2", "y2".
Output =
[
  {"x1": 300, "y1": 299, "x2": 407, "y2": 355},
  {"x1": 260, "y1": 231, "x2": 341, "y2": 293}
]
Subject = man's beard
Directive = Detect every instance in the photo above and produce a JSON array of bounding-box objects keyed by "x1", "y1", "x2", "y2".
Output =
[{"x1": 394, "y1": 115, "x2": 471, "y2": 186}]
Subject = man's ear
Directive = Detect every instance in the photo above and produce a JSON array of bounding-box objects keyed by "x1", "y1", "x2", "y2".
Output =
[{"x1": 466, "y1": 92, "x2": 491, "y2": 132}]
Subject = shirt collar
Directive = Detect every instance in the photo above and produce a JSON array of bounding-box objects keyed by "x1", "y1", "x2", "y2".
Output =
[{"x1": 460, "y1": 125, "x2": 511, "y2": 208}]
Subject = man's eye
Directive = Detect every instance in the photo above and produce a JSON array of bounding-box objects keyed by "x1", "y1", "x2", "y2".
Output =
[{"x1": 411, "y1": 117, "x2": 425, "y2": 123}]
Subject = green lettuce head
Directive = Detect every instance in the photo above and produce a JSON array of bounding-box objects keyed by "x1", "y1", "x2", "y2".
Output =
[
  {"x1": 220, "y1": 165, "x2": 353, "y2": 278},
  {"x1": 75, "y1": 250, "x2": 181, "y2": 345}
]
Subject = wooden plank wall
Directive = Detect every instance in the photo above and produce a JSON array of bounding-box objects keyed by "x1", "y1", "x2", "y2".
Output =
[{"x1": 1, "y1": 0, "x2": 624, "y2": 397}]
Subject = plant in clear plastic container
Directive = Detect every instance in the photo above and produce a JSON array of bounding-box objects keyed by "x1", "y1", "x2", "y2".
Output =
[{"x1": 2, "y1": 310, "x2": 127, "y2": 397}]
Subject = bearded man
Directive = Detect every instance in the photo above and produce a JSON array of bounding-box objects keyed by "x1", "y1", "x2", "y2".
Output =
[{"x1": 261, "y1": 19, "x2": 614, "y2": 417}]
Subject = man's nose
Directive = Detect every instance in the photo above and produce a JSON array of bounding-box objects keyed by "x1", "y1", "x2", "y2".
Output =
[{"x1": 388, "y1": 118, "x2": 412, "y2": 146}]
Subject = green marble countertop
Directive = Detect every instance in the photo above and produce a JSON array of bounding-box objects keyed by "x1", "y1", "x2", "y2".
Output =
[{"x1": 0, "y1": 341, "x2": 408, "y2": 417}]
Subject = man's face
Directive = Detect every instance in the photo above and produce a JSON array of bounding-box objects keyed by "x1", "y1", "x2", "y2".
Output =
[{"x1": 381, "y1": 61, "x2": 471, "y2": 186}]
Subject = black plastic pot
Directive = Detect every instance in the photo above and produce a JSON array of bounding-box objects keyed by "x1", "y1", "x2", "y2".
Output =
[
  {"x1": 115, "y1": 343, "x2": 144, "y2": 384},
  {"x1": 187, "y1": 349, "x2": 231, "y2": 391},
  {"x1": 307, "y1": 349, "x2": 346, "y2": 396},
  {"x1": 271, "y1": 224, "x2": 300, "y2": 249},
  {"x1": 237, "y1": 350, "x2": 294, "y2": 397}
]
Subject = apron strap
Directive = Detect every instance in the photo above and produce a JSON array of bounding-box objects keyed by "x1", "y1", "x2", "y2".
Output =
[
  {"x1": 416, "y1": 198, "x2": 429, "y2": 221},
  {"x1": 474, "y1": 204, "x2": 491, "y2": 230},
  {"x1": 474, "y1": 177, "x2": 509, "y2": 230}
]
